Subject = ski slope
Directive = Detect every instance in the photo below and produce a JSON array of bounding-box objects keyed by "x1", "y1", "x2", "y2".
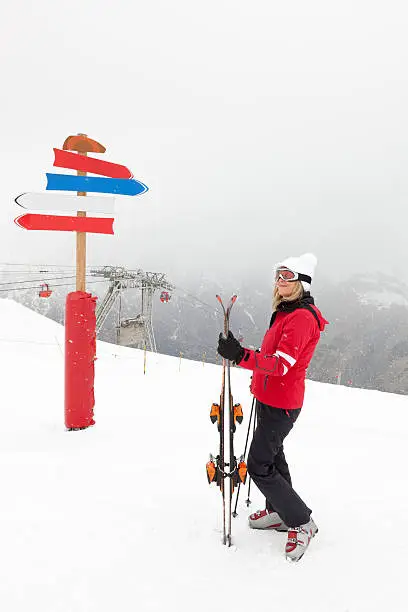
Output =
[{"x1": 0, "y1": 298, "x2": 406, "y2": 612}]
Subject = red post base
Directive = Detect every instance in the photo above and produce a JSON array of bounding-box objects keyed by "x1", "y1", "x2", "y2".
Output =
[{"x1": 65, "y1": 291, "x2": 97, "y2": 429}]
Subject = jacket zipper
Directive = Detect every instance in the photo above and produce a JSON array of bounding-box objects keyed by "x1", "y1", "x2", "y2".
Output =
[{"x1": 264, "y1": 375, "x2": 269, "y2": 390}]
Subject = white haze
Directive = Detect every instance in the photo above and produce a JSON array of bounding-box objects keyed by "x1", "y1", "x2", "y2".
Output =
[{"x1": 1, "y1": 0, "x2": 407, "y2": 288}]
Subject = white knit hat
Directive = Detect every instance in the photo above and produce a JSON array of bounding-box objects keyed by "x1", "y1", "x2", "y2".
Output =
[{"x1": 276, "y1": 253, "x2": 318, "y2": 292}]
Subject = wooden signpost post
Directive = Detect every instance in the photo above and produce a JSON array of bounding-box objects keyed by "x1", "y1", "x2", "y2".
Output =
[
  {"x1": 76, "y1": 154, "x2": 87, "y2": 292},
  {"x1": 62, "y1": 133, "x2": 106, "y2": 293}
]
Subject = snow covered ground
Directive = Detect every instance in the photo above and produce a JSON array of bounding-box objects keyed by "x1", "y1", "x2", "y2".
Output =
[{"x1": 0, "y1": 298, "x2": 406, "y2": 612}]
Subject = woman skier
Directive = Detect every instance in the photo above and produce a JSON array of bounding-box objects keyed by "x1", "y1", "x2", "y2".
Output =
[{"x1": 217, "y1": 253, "x2": 328, "y2": 562}]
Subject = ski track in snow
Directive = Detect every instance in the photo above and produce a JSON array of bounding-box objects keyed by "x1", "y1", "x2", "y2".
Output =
[{"x1": 0, "y1": 298, "x2": 406, "y2": 612}]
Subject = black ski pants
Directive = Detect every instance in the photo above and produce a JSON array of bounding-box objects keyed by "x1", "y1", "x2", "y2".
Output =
[{"x1": 247, "y1": 400, "x2": 312, "y2": 528}]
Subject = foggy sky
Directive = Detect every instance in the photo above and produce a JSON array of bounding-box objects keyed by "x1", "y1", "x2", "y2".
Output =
[{"x1": 1, "y1": 0, "x2": 407, "y2": 291}]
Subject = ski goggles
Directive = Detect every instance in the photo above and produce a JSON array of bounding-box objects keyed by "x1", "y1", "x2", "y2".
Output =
[{"x1": 275, "y1": 267, "x2": 312, "y2": 285}]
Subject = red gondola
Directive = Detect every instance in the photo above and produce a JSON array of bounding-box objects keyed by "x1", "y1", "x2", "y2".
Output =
[
  {"x1": 160, "y1": 291, "x2": 171, "y2": 303},
  {"x1": 39, "y1": 283, "x2": 52, "y2": 298}
]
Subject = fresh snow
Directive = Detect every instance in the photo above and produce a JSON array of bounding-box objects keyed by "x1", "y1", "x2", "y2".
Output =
[{"x1": 0, "y1": 298, "x2": 406, "y2": 612}]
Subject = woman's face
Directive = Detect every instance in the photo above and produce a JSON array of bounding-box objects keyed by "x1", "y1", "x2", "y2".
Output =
[{"x1": 276, "y1": 278, "x2": 299, "y2": 298}]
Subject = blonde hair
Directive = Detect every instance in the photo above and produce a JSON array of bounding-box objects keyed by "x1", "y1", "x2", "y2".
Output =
[{"x1": 272, "y1": 281, "x2": 304, "y2": 312}]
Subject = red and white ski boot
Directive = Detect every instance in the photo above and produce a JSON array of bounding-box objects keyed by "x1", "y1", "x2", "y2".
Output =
[
  {"x1": 248, "y1": 509, "x2": 288, "y2": 531},
  {"x1": 285, "y1": 518, "x2": 318, "y2": 562}
]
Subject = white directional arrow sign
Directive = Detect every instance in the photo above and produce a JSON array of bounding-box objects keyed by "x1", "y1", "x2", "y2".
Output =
[{"x1": 15, "y1": 192, "x2": 115, "y2": 214}]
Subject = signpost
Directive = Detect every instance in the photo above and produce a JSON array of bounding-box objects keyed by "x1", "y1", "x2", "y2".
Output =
[{"x1": 14, "y1": 133, "x2": 149, "y2": 430}]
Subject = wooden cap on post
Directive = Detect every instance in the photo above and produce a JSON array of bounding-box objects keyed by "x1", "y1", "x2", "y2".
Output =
[{"x1": 63, "y1": 134, "x2": 106, "y2": 154}]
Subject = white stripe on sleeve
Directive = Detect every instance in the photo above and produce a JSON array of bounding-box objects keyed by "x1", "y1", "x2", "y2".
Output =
[{"x1": 275, "y1": 350, "x2": 297, "y2": 367}]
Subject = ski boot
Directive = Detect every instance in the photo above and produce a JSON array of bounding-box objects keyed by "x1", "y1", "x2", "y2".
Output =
[
  {"x1": 248, "y1": 509, "x2": 288, "y2": 531},
  {"x1": 285, "y1": 517, "x2": 318, "y2": 562}
]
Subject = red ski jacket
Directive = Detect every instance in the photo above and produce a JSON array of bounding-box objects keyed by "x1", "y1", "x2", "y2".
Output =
[{"x1": 238, "y1": 301, "x2": 328, "y2": 409}]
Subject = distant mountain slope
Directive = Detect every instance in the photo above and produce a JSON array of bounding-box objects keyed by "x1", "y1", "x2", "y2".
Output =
[{"x1": 4, "y1": 268, "x2": 408, "y2": 394}]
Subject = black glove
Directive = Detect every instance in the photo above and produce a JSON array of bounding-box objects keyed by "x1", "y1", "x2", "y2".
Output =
[{"x1": 217, "y1": 330, "x2": 245, "y2": 364}]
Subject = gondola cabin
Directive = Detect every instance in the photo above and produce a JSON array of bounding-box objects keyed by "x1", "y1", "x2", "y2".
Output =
[
  {"x1": 160, "y1": 291, "x2": 171, "y2": 303},
  {"x1": 39, "y1": 283, "x2": 52, "y2": 298}
]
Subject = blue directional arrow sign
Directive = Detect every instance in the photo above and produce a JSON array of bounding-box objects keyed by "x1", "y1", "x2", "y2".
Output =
[{"x1": 46, "y1": 173, "x2": 148, "y2": 196}]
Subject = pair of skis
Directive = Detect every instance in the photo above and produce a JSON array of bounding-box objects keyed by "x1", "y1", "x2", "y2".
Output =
[{"x1": 206, "y1": 294, "x2": 247, "y2": 546}]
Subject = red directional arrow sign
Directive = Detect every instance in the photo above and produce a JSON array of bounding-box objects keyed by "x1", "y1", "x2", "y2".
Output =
[
  {"x1": 15, "y1": 213, "x2": 114, "y2": 235},
  {"x1": 53, "y1": 148, "x2": 133, "y2": 179}
]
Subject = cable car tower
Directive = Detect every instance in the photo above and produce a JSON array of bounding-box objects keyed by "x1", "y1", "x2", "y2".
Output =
[{"x1": 90, "y1": 266, "x2": 173, "y2": 352}]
